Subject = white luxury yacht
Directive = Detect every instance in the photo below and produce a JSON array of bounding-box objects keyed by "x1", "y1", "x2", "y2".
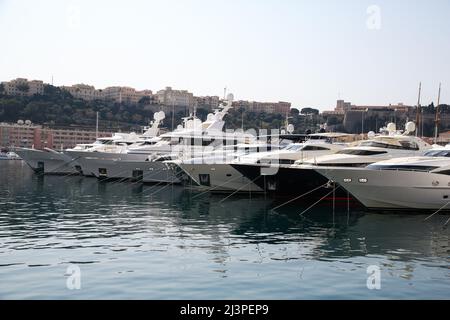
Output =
[
  {"x1": 315, "y1": 146, "x2": 450, "y2": 211},
  {"x1": 230, "y1": 122, "x2": 433, "y2": 198},
  {"x1": 64, "y1": 111, "x2": 166, "y2": 161},
  {"x1": 298, "y1": 123, "x2": 431, "y2": 167},
  {"x1": 15, "y1": 112, "x2": 164, "y2": 175},
  {"x1": 174, "y1": 133, "x2": 348, "y2": 193},
  {"x1": 14, "y1": 147, "x2": 81, "y2": 175},
  {"x1": 77, "y1": 94, "x2": 258, "y2": 182},
  {"x1": 0, "y1": 151, "x2": 21, "y2": 160}
]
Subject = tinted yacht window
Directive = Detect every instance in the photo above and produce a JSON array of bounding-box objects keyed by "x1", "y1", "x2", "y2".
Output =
[
  {"x1": 367, "y1": 164, "x2": 438, "y2": 172},
  {"x1": 337, "y1": 150, "x2": 388, "y2": 156},
  {"x1": 302, "y1": 146, "x2": 330, "y2": 151},
  {"x1": 424, "y1": 150, "x2": 450, "y2": 157}
]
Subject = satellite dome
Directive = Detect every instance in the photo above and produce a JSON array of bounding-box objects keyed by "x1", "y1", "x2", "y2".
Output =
[
  {"x1": 287, "y1": 124, "x2": 295, "y2": 134},
  {"x1": 405, "y1": 122, "x2": 416, "y2": 133},
  {"x1": 154, "y1": 111, "x2": 165, "y2": 121},
  {"x1": 386, "y1": 123, "x2": 396, "y2": 132}
]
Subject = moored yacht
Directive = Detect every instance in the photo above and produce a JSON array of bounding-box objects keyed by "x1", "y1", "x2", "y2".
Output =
[
  {"x1": 90, "y1": 154, "x2": 182, "y2": 184},
  {"x1": 0, "y1": 151, "x2": 21, "y2": 160},
  {"x1": 64, "y1": 111, "x2": 166, "y2": 162},
  {"x1": 77, "y1": 94, "x2": 258, "y2": 182},
  {"x1": 231, "y1": 123, "x2": 432, "y2": 198},
  {"x1": 14, "y1": 147, "x2": 79, "y2": 175},
  {"x1": 315, "y1": 147, "x2": 450, "y2": 211},
  {"x1": 15, "y1": 112, "x2": 165, "y2": 175},
  {"x1": 174, "y1": 133, "x2": 348, "y2": 193}
]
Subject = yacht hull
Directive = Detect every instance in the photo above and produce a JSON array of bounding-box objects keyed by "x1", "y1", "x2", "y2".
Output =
[
  {"x1": 231, "y1": 164, "x2": 348, "y2": 199},
  {"x1": 15, "y1": 148, "x2": 79, "y2": 175},
  {"x1": 315, "y1": 167, "x2": 450, "y2": 211},
  {"x1": 78, "y1": 157, "x2": 181, "y2": 184},
  {"x1": 177, "y1": 163, "x2": 264, "y2": 193},
  {"x1": 65, "y1": 150, "x2": 149, "y2": 162}
]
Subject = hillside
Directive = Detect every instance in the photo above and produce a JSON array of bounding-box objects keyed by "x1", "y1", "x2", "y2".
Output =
[{"x1": 0, "y1": 84, "x2": 324, "y2": 133}]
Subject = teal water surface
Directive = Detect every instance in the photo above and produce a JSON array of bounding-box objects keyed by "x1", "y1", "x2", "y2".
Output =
[{"x1": 0, "y1": 161, "x2": 449, "y2": 299}]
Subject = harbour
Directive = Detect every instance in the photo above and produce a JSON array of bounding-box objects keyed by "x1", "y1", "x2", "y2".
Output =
[
  {"x1": 0, "y1": 160, "x2": 449, "y2": 299},
  {"x1": 1, "y1": 0, "x2": 449, "y2": 304}
]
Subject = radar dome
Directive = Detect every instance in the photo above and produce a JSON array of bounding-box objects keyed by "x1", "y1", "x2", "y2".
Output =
[
  {"x1": 17, "y1": 120, "x2": 24, "y2": 125},
  {"x1": 226, "y1": 93, "x2": 234, "y2": 102},
  {"x1": 25, "y1": 120, "x2": 32, "y2": 125},
  {"x1": 287, "y1": 124, "x2": 295, "y2": 134},
  {"x1": 154, "y1": 111, "x2": 165, "y2": 121},
  {"x1": 405, "y1": 122, "x2": 416, "y2": 133},
  {"x1": 207, "y1": 113, "x2": 215, "y2": 121},
  {"x1": 386, "y1": 123, "x2": 396, "y2": 132},
  {"x1": 367, "y1": 131, "x2": 376, "y2": 138}
]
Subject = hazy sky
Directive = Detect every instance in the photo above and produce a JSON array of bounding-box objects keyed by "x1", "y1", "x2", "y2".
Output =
[{"x1": 0, "y1": 0, "x2": 449, "y2": 110}]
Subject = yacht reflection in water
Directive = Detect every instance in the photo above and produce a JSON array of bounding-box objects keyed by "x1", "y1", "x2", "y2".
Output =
[{"x1": 3, "y1": 171, "x2": 447, "y2": 267}]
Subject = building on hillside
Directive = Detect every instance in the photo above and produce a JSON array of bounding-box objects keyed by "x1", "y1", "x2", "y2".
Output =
[
  {"x1": 156, "y1": 87, "x2": 195, "y2": 109},
  {"x1": 61, "y1": 84, "x2": 103, "y2": 101},
  {"x1": 325, "y1": 100, "x2": 413, "y2": 115},
  {"x1": 233, "y1": 100, "x2": 291, "y2": 114},
  {"x1": 1, "y1": 78, "x2": 44, "y2": 97},
  {"x1": 194, "y1": 96, "x2": 220, "y2": 109},
  {"x1": 102, "y1": 86, "x2": 152, "y2": 104}
]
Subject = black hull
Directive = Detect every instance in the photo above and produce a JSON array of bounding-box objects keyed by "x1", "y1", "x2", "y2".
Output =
[{"x1": 231, "y1": 164, "x2": 351, "y2": 200}]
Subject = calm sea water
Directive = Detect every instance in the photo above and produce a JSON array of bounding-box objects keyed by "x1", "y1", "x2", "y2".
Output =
[{"x1": 0, "y1": 161, "x2": 448, "y2": 299}]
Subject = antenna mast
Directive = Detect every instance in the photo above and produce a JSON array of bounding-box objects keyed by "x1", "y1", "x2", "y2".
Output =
[
  {"x1": 415, "y1": 82, "x2": 422, "y2": 137},
  {"x1": 96, "y1": 112, "x2": 99, "y2": 139},
  {"x1": 435, "y1": 83, "x2": 442, "y2": 143}
]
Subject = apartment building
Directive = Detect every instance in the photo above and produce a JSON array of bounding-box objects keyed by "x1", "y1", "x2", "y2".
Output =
[
  {"x1": 102, "y1": 86, "x2": 152, "y2": 104},
  {"x1": 0, "y1": 122, "x2": 112, "y2": 150},
  {"x1": 48, "y1": 128, "x2": 112, "y2": 150},
  {"x1": 195, "y1": 96, "x2": 220, "y2": 109},
  {"x1": 1, "y1": 78, "x2": 44, "y2": 96},
  {"x1": 327, "y1": 100, "x2": 413, "y2": 115},
  {"x1": 233, "y1": 100, "x2": 291, "y2": 114},
  {"x1": 61, "y1": 84, "x2": 103, "y2": 101},
  {"x1": 156, "y1": 87, "x2": 195, "y2": 108},
  {"x1": 0, "y1": 122, "x2": 40, "y2": 148}
]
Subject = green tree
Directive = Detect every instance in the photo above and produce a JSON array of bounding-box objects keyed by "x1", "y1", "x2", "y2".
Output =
[
  {"x1": 300, "y1": 107, "x2": 319, "y2": 115},
  {"x1": 138, "y1": 96, "x2": 151, "y2": 105}
]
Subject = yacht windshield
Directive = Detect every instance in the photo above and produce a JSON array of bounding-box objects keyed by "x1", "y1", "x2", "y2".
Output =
[
  {"x1": 337, "y1": 150, "x2": 388, "y2": 156},
  {"x1": 359, "y1": 140, "x2": 419, "y2": 150},
  {"x1": 367, "y1": 164, "x2": 439, "y2": 172},
  {"x1": 284, "y1": 144, "x2": 304, "y2": 151},
  {"x1": 424, "y1": 150, "x2": 450, "y2": 157},
  {"x1": 302, "y1": 145, "x2": 331, "y2": 151}
]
